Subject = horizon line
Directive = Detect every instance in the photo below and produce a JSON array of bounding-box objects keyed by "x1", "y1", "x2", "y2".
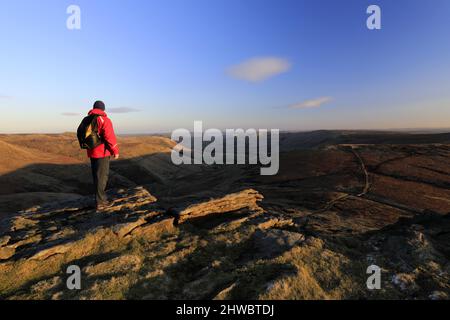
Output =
[{"x1": 1, "y1": 127, "x2": 450, "y2": 136}]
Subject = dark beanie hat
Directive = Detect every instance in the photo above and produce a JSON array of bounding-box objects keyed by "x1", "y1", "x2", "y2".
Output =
[{"x1": 93, "y1": 100, "x2": 106, "y2": 111}]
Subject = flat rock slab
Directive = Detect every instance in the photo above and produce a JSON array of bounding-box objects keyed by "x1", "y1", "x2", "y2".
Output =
[
  {"x1": 0, "y1": 246, "x2": 15, "y2": 260},
  {"x1": 30, "y1": 242, "x2": 74, "y2": 261},
  {"x1": 178, "y1": 189, "x2": 264, "y2": 224},
  {"x1": 131, "y1": 216, "x2": 175, "y2": 241},
  {"x1": 113, "y1": 218, "x2": 147, "y2": 238}
]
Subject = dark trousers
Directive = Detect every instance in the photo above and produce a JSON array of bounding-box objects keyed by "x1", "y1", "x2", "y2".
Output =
[{"x1": 90, "y1": 157, "x2": 110, "y2": 205}]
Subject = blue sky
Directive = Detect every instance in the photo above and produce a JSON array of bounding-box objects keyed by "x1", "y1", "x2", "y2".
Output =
[{"x1": 0, "y1": 0, "x2": 449, "y2": 133}]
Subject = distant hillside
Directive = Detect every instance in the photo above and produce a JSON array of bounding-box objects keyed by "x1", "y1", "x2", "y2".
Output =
[
  {"x1": 279, "y1": 130, "x2": 450, "y2": 151},
  {"x1": 0, "y1": 134, "x2": 176, "y2": 212}
]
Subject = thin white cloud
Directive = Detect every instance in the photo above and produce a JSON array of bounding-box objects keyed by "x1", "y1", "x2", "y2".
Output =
[
  {"x1": 227, "y1": 57, "x2": 291, "y2": 82},
  {"x1": 108, "y1": 107, "x2": 141, "y2": 114},
  {"x1": 61, "y1": 112, "x2": 80, "y2": 116},
  {"x1": 288, "y1": 97, "x2": 333, "y2": 109},
  {"x1": 0, "y1": 95, "x2": 12, "y2": 99}
]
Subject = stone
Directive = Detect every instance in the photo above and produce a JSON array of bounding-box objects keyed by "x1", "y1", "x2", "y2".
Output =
[
  {"x1": 178, "y1": 189, "x2": 264, "y2": 224},
  {"x1": 0, "y1": 246, "x2": 15, "y2": 260},
  {"x1": 131, "y1": 217, "x2": 175, "y2": 241},
  {"x1": 10, "y1": 234, "x2": 42, "y2": 249},
  {"x1": 0, "y1": 236, "x2": 11, "y2": 247},
  {"x1": 30, "y1": 242, "x2": 74, "y2": 260},
  {"x1": 213, "y1": 282, "x2": 237, "y2": 300},
  {"x1": 112, "y1": 218, "x2": 147, "y2": 238}
]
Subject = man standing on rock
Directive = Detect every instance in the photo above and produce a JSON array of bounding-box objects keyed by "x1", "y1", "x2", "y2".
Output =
[{"x1": 79, "y1": 101, "x2": 120, "y2": 211}]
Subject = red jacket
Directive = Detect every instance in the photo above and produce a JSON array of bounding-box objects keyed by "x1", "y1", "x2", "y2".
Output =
[{"x1": 86, "y1": 109, "x2": 119, "y2": 158}]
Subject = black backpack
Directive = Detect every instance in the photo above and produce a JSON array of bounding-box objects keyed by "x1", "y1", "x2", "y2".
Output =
[{"x1": 77, "y1": 115, "x2": 103, "y2": 150}]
